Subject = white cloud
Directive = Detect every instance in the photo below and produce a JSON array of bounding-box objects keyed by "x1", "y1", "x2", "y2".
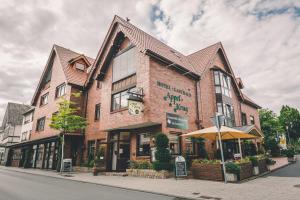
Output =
[{"x1": 0, "y1": 0, "x2": 299, "y2": 122}]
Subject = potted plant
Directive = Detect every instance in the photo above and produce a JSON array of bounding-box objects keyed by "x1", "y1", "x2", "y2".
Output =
[
  {"x1": 225, "y1": 162, "x2": 240, "y2": 182},
  {"x1": 249, "y1": 156, "x2": 259, "y2": 175},
  {"x1": 266, "y1": 157, "x2": 276, "y2": 171},
  {"x1": 285, "y1": 148, "x2": 296, "y2": 162}
]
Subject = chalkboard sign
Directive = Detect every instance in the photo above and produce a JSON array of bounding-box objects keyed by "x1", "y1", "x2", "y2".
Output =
[
  {"x1": 62, "y1": 158, "x2": 72, "y2": 172},
  {"x1": 175, "y1": 156, "x2": 187, "y2": 177}
]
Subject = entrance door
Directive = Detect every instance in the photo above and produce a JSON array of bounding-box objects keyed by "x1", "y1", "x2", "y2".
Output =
[
  {"x1": 112, "y1": 141, "x2": 118, "y2": 171},
  {"x1": 109, "y1": 132, "x2": 130, "y2": 172}
]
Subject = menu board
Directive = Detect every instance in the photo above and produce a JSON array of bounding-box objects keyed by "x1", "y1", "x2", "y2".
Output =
[
  {"x1": 63, "y1": 158, "x2": 72, "y2": 172},
  {"x1": 175, "y1": 156, "x2": 187, "y2": 177}
]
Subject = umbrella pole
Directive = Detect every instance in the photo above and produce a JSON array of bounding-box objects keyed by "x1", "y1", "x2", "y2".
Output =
[
  {"x1": 238, "y1": 138, "x2": 242, "y2": 159},
  {"x1": 216, "y1": 120, "x2": 227, "y2": 183}
]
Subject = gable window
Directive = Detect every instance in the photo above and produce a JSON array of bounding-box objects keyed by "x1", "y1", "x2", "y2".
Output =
[
  {"x1": 36, "y1": 117, "x2": 46, "y2": 132},
  {"x1": 24, "y1": 114, "x2": 33, "y2": 124},
  {"x1": 214, "y1": 70, "x2": 231, "y2": 97},
  {"x1": 137, "y1": 133, "x2": 150, "y2": 156},
  {"x1": 112, "y1": 46, "x2": 137, "y2": 82},
  {"x1": 40, "y1": 93, "x2": 49, "y2": 106},
  {"x1": 55, "y1": 83, "x2": 66, "y2": 98},
  {"x1": 111, "y1": 87, "x2": 135, "y2": 111},
  {"x1": 241, "y1": 113, "x2": 247, "y2": 126},
  {"x1": 95, "y1": 104, "x2": 100, "y2": 121},
  {"x1": 250, "y1": 115, "x2": 255, "y2": 125},
  {"x1": 75, "y1": 62, "x2": 85, "y2": 71}
]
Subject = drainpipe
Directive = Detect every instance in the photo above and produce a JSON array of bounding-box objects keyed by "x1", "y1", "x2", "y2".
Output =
[{"x1": 193, "y1": 79, "x2": 201, "y2": 155}]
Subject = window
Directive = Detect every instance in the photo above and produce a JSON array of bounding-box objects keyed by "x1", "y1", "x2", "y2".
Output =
[
  {"x1": 137, "y1": 133, "x2": 151, "y2": 156},
  {"x1": 40, "y1": 93, "x2": 48, "y2": 106},
  {"x1": 55, "y1": 83, "x2": 66, "y2": 98},
  {"x1": 21, "y1": 132, "x2": 27, "y2": 141},
  {"x1": 96, "y1": 80, "x2": 102, "y2": 89},
  {"x1": 87, "y1": 140, "x2": 95, "y2": 160},
  {"x1": 112, "y1": 46, "x2": 137, "y2": 82},
  {"x1": 111, "y1": 87, "x2": 135, "y2": 111},
  {"x1": 24, "y1": 114, "x2": 32, "y2": 124},
  {"x1": 214, "y1": 70, "x2": 231, "y2": 97},
  {"x1": 36, "y1": 117, "x2": 46, "y2": 132},
  {"x1": 95, "y1": 104, "x2": 100, "y2": 120},
  {"x1": 250, "y1": 115, "x2": 255, "y2": 125},
  {"x1": 241, "y1": 113, "x2": 247, "y2": 126},
  {"x1": 75, "y1": 63, "x2": 85, "y2": 71},
  {"x1": 169, "y1": 134, "x2": 180, "y2": 155},
  {"x1": 216, "y1": 103, "x2": 235, "y2": 127}
]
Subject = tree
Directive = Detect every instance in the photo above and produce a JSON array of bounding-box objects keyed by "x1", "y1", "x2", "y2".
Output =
[
  {"x1": 259, "y1": 109, "x2": 283, "y2": 155},
  {"x1": 152, "y1": 133, "x2": 173, "y2": 171},
  {"x1": 49, "y1": 93, "x2": 87, "y2": 172},
  {"x1": 279, "y1": 105, "x2": 300, "y2": 143}
]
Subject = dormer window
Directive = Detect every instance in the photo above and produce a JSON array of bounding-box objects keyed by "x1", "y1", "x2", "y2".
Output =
[{"x1": 75, "y1": 62, "x2": 86, "y2": 71}]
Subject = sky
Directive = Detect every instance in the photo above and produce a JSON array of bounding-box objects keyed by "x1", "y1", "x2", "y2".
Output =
[{"x1": 0, "y1": 0, "x2": 299, "y2": 122}]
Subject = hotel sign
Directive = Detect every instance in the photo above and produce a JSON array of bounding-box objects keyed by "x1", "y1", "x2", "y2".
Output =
[{"x1": 166, "y1": 113, "x2": 188, "y2": 130}]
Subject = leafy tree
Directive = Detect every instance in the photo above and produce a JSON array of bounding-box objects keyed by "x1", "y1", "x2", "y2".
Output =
[
  {"x1": 279, "y1": 105, "x2": 300, "y2": 143},
  {"x1": 259, "y1": 109, "x2": 283, "y2": 155},
  {"x1": 49, "y1": 93, "x2": 87, "y2": 172}
]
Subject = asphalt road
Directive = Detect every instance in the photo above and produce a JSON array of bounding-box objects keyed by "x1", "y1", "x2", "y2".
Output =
[{"x1": 0, "y1": 169, "x2": 184, "y2": 200}]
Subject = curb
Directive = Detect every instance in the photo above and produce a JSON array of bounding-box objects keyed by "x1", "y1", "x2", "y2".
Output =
[{"x1": 0, "y1": 167, "x2": 197, "y2": 200}]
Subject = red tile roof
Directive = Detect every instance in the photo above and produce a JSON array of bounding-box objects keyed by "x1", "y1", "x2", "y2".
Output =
[
  {"x1": 54, "y1": 45, "x2": 94, "y2": 86},
  {"x1": 187, "y1": 42, "x2": 221, "y2": 75},
  {"x1": 242, "y1": 93, "x2": 261, "y2": 108}
]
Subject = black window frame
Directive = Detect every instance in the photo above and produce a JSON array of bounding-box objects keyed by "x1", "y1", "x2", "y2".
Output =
[
  {"x1": 136, "y1": 133, "x2": 151, "y2": 157},
  {"x1": 95, "y1": 103, "x2": 101, "y2": 121},
  {"x1": 111, "y1": 87, "x2": 135, "y2": 112},
  {"x1": 36, "y1": 117, "x2": 46, "y2": 132},
  {"x1": 40, "y1": 93, "x2": 49, "y2": 106},
  {"x1": 213, "y1": 70, "x2": 231, "y2": 98},
  {"x1": 241, "y1": 112, "x2": 247, "y2": 126}
]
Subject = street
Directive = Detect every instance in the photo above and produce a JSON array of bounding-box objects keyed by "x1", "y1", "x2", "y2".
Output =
[{"x1": 0, "y1": 169, "x2": 183, "y2": 200}]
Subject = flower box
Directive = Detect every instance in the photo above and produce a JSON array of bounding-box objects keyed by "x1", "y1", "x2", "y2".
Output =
[
  {"x1": 126, "y1": 169, "x2": 170, "y2": 179},
  {"x1": 225, "y1": 173, "x2": 238, "y2": 182},
  {"x1": 253, "y1": 166, "x2": 259, "y2": 175},
  {"x1": 191, "y1": 163, "x2": 223, "y2": 181}
]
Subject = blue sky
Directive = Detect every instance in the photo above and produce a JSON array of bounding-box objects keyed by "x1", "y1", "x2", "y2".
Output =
[{"x1": 0, "y1": 0, "x2": 299, "y2": 121}]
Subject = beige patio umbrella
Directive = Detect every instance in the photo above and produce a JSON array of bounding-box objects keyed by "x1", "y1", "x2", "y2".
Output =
[{"x1": 182, "y1": 126, "x2": 258, "y2": 158}]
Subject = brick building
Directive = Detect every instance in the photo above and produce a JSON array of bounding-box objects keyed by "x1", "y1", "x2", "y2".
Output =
[
  {"x1": 83, "y1": 16, "x2": 262, "y2": 171},
  {"x1": 7, "y1": 15, "x2": 262, "y2": 171}
]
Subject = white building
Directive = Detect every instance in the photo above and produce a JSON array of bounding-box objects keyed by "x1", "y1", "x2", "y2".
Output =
[
  {"x1": 0, "y1": 102, "x2": 31, "y2": 165},
  {"x1": 20, "y1": 108, "x2": 35, "y2": 142}
]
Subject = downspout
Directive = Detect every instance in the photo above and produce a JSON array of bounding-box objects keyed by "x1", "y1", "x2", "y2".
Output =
[{"x1": 193, "y1": 79, "x2": 201, "y2": 155}]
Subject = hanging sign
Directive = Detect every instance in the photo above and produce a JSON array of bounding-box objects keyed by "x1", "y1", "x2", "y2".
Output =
[
  {"x1": 128, "y1": 99, "x2": 144, "y2": 115},
  {"x1": 175, "y1": 156, "x2": 187, "y2": 177}
]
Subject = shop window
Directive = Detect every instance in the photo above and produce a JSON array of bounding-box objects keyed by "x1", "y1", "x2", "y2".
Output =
[
  {"x1": 250, "y1": 115, "x2": 255, "y2": 125},
  {"x1": 87, "y1": 140, "x2": 95, "y2": 160},
  {"x1": 36, "y1": 117, "x2": 46, "y2": 132},
  {"x1": 169, "y1": 134, "x2": 180, "y2": 155},
  {"x1": 55, "y1": 83, "x2": 66, "y2": 98},
  {"x1": 112, "y1": 46, "x2": 137, "y2": 82},
  {"x1": 40, "y1": 93, "x2": 49, "y2": 106},
  {"x1": 184, "y1": 138, "x2": 193, "y2": 154},
  {"x1": 95, "y1": 104, "x2": 101, "y2": 121},
  {"x1": 137, "y1": 133, "x2": 151, "y2": 156},
  {"x1": 216, "y1": 103, "x2": 235, "y2": 127},
  {"x1": 241, "y1": 113, "x2": 247, "y2": 126},
  {"x1": 111, "y1": 87, "x2": 135, "y2": 111}
]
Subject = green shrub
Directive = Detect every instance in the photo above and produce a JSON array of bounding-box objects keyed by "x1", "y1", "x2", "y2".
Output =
[
  {"x1": 266, "y1": 157, "x2": 276, "y2": 165},
  {"x1": 225, "y1": 162, "x2": 241, "y2": 175},
  {"x1": 264, "y1": 138, "x2": 280, "y2": 157},
  {"x1": 129, "y1": 160, "x2": 152, "y2": 169},
  {"x1": 192, "y1": 159, "x2": 221, "y2": 165},
  {"x1": 282, "y1": 148, "x2": 295, "y2": 158},
  {"x1": 153, "y1": 133, "x2": 172, "y2": 171},
  {"x1": 249, "y1": 156, "x2": 259, "y2": 167}
]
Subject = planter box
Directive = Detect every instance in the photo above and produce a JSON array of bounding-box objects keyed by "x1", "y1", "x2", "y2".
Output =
[
  {"x1": 288, "y1": 156, "x2": 296, "y2": 163},
  {"x1": 258, "y1": 159, "x2": 268, "y2": 174},
  {"x1": 126, "y1": 169, "x2": 170, "y2": 179},
  {"x1": 225, "y1": 173, "x2": 238, "y2": 182},
  {"x1": 191, "y1": 163, "x2": 223, "y2": 181},
  {"x1": 239, "y1": 162, "x2": 253, "y2": 180},
  {"x1": 253, "y1": 166, "x2": 259, "y2": 175}
]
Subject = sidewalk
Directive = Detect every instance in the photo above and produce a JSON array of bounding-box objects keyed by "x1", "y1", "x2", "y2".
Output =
[
  {"x1": 0, "y1": 159, "x2": 298, "y2": 200},
  {"x1": 270, "y1": 156, "x2": 289, "y2": 171}
]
